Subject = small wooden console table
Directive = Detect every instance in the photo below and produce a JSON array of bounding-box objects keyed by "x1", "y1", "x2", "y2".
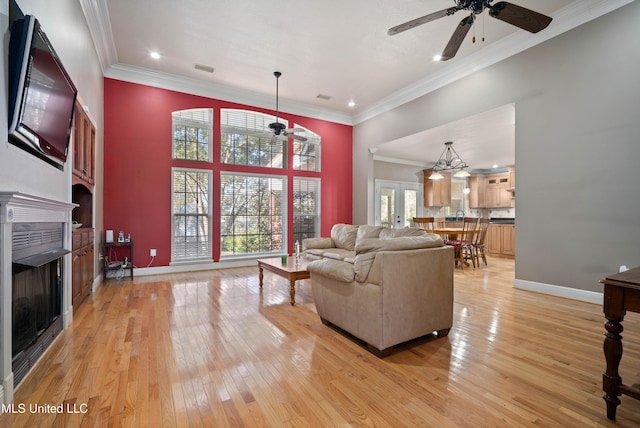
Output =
[
  {"x1": 257, "y1": 257, "x2": 310, "y2": 305},
  {"x1": 601, "y1": 266, "x2": 640, "y2": 420}
]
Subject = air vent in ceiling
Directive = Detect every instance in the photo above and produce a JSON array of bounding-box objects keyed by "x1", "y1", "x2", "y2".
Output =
[
  {"x1": 194, "y1": 63, "x2": 215, "y2": 73},
  {"x1": 316, "y1": 94, "x2": 331, "y2": 100}
]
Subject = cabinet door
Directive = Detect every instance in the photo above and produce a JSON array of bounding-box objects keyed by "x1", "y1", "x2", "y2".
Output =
[
  {"x1": 468, "y1": 175, "x2": 486, "y2": 208},
  {"x1": 485, "y1": 187, "x2": 499, "y2": 207},
  {"x1": 488, "y1": 225, "x2": 502, "y2": 255},
  {"x1": 72, "y1": 102, "x2": 85, "y2": 178},
  {"x1": 502, "y1": 225, "x2": 515, "y2": 256},
  {"x1": 82, "y1": 245, "x2": 94, "y2": 298},
  {"x1": 83, "y1": 116, "x2": 95, "y2": 184},
  {"x1": 72, "y1": 248, "x2": 82, "y2": 308},
  {"x1": 423, "y1": 169, "x2": 451, "y2": 206}
]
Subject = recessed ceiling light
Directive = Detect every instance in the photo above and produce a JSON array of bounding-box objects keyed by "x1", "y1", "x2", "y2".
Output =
[
  {"x1": 433, "y1": 54, "x2": 442, "y2": 62},
  {"x1": 492, "y1": 163, "x2": 498, "y2": 168},
  {"x1": 348, "y1": 100, "x2": 356, "y2": 108},
  {"x1": 150, "y1": 51, "x2": 161, "y2": 60}
]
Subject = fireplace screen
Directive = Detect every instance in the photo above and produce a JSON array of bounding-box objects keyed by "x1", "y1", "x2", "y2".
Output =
[{"x1": 12, "y1": 259, "x2": 61, "y2": 359}]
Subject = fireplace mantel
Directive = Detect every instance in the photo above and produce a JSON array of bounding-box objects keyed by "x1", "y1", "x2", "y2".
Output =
[
  {"x1": 0, "y1": 191, "x2": 77, "y2": 223},
  {"x1": 0, "y1": 192, "x2": 76, "y2": 404}
]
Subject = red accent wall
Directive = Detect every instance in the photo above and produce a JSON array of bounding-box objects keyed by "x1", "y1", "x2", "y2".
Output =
[{"x1": 104, "y1": 78, "x2": 352, "y2": 266}]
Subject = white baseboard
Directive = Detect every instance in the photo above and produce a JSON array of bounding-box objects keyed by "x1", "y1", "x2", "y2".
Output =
[
  {"x1": 132, "y1": 258, "x2": 257, "y2": 277},
  {"x1": 514, "y1": 279, "x2": 603, "y2": 305}
]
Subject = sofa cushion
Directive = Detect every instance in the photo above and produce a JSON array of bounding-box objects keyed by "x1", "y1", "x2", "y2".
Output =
[
  {"x1": 331, "y1": 224, "x2": 360, "y2": 251},
  {"x1": 356, "y1": 225, "x2": 384, "y2": 243},
  {"x1": 302, "y1": 237, "x2": 335, "y2": 251},
  {"x1": 379, "y1": 227, "x2": 427, "y2": 240},
  {"x1": 322, "y1": 248, "x2": 356, "y2": 262},
  {"x1": 355, "y1": 234, "x2": 443, "y2": 254},
  {"x1": 308, "y1": 259, "x2": 355, "y2": 283}
]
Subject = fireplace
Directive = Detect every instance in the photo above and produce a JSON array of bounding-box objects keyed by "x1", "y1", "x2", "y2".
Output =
[
  {"x1": 0, "y1": 192, "x2": 76, "y2": 404},
  {"x1": 11, "y1": 223, "x2": 67, "y2": 386}
]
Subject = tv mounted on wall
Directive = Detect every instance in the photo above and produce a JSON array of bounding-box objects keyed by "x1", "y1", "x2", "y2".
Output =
[{"x1": 8, "y1": 14, "x2": 78, "y2": 168}]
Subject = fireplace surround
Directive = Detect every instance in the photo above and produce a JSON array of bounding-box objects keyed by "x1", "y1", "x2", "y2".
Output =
[{"x1": 0, "y1": 192, "x2": 75, "y2": 404}]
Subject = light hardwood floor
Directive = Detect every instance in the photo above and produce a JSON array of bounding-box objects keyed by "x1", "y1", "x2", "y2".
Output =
[{"x1": 2, "y1": 256, "x2": 640, "y2": 427}]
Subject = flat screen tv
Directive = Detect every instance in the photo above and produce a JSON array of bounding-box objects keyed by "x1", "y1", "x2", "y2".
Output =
[{"x1": 8, "y1": 14, "x2": 77, "y2": 168}]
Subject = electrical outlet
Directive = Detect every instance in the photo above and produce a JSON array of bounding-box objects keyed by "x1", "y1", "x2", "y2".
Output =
[
  {"x1": 150, "y1": 248, "x2": 157, "y2": 257},
  {"x1": 99, "y1": 254, "x2": 104, "y2": 260}
]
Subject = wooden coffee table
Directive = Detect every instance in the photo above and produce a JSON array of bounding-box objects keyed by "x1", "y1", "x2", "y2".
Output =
[{"x1": 257, "y1": 257, "x2": 310, "y2": 305}]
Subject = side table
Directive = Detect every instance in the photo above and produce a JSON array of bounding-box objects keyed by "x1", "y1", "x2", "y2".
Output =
[{"x1": 601, "y1": 266, "x2": 640, "y2": 420}]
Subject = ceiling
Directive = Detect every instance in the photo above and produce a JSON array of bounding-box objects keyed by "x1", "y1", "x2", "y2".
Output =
[{"x1": 88, "y1": 0, "x2": 627, "y2": 167}]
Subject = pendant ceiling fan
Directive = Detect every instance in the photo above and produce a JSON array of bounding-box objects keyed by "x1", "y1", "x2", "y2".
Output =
[
  {"x1": 260, "y1": 71, "x2": 307, "y2": 143},
  {"x1": 388, "y1": 0, "x2": 552, "y2": 61}
]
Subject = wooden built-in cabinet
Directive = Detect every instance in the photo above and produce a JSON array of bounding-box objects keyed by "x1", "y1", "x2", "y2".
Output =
[
  {"x1": 71, "y1": 99, "x2": 96, "y2": 310},
  {"x1": 487, "y1": 223, "x2": 515, "y2": 258},
  {"x1": 468, "y1": 166, "x2": 515, "y2": 208},
  {"x1": 423, "y1": 169, "x2": 451, "y2": 207},
  {"x1": 468, "y1": 175, "x2": 485, "y2": 208},
  {"x1": 72, "y1": 101, "x2": 95, "y2": 187},
  {"x1": 72, "y1": 229, "x2": 94, "y2": 309}
]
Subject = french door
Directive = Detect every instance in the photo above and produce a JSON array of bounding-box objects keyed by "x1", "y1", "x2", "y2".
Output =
[{"x1": 374, "y1": 181, "x2": 419, "y2": 228}]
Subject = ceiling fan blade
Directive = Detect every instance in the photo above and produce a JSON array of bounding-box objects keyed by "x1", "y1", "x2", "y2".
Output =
[
  {"x1": 290, "y1": 134, "x2": 308, "y2": 142},
  {"x1": 488, "y1": 2, "x2": 552, "y2": 33},
  {"x1": 285, "y1": 127, "x2": 305, "y2": 133},
  {"x1": 440, "y1": 15, "x2": 474, "y2": 61},
  {"x1": 388, "y1": 7, "x2": 459, "y2": 36}
]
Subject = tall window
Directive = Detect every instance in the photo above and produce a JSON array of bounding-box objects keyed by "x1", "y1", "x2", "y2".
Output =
[
  {"x1": 172, "y1": 168, "x2": 211, "y2": 261},
  {"x1": 172, "y1": 108, "x2": 213, "y2": 161},
  {"x1": 292, "y1": 125, "x2": 321, "y2": 172},
  {"x1": 220, "y1": 109, "x2": 285, "y2": 168},
  {"x1": 220, "y1": 173, "x2": 286, "y2": 256},
  {"x1": 293, "y1": 177, "x2": 320, "y2": 243}
]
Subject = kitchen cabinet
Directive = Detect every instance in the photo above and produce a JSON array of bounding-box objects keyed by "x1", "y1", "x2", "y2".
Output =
[
  {"x1": 72, "y1": 101, "x2": 96, "y2": 187},
  {"x1": 423, "y1": 169, "x2": 451, "y2": 207},
  {"x1": 484, "y1": 170, "x2": 513, "y2": 208},
  {"x1": 72, "y1": 229, "x2": 94, "y2": 309},
  {"x1": 468, "y1": 167, "x2": 515, "y2": 208},
  {"x1": 487, "y1": 223, "x2": 515, "y2": 258},
  {"x1": 468, "y1": 175, "x2": 485, "y2": 208}
]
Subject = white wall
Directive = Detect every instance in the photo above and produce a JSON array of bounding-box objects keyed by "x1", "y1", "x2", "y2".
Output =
[
  {"x1": 0, "y1": 0, "x2": 104, "y2": 402},
  {"x1": 353, "y1": 1, "x2": 640, "y2": 296}
]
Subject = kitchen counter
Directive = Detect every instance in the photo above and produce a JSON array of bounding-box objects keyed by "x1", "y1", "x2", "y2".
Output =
[{"x1": 489, "y1": 217, "x2": 515, "y2": 224}]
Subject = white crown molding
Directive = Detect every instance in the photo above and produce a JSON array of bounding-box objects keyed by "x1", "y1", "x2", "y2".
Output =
[
  {"x1": 105, "y1": 63, "x2": 354, "y2": 125},
  {"x1": 373, "y1": 155, "x2": 431, "y2": 168},
  {"x1": 353, "y1": 0, "x2": 635, "y2": 125},
  {"x1": 79, "y1": 0, "x2": 118, "y2": 73}
]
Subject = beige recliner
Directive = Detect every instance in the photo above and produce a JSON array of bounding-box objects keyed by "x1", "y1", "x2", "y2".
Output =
[{"x1": 304, "y1": 224, "x2": 454, "y2": 357}]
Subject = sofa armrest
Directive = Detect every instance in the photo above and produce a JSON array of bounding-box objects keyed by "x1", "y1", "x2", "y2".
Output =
[
  {"x1": 302, "y1": 237, "x2": 335, "y2": 250},
  {"x1": 308, "y1": 259, "x2": 355, "y2": 283}
]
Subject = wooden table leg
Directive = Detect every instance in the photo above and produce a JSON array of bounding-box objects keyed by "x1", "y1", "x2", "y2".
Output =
[
  {"x1": 289, "y1": 279, "x2": 296, "y2": 305},
  {"x1": 258, "y1": 265, "x2": 264, "y2": 288},
  {"x1": 603, "y1": 315, "x2": 624, "y2": 420}
]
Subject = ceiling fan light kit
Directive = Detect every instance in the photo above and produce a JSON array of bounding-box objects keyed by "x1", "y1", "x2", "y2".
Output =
[
  {"x1": 429, "y1": 142, "x2": 470, "y2": 180},
  {"x1": 259, "y1": 71, "x2": 307, "y2": 143},
  {"x1": 388, "y1": 0, "x2": 552, "y2": 61}
]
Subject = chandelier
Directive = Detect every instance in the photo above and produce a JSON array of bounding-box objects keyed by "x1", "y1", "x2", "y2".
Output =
[{"x1": 428, "y1": 141, "x2": 470, "y2": 180}]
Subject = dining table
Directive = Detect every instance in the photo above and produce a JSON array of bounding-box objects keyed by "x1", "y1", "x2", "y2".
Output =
[{"x1": 432, "y1": 227, "x2": 464, "y2": 241}]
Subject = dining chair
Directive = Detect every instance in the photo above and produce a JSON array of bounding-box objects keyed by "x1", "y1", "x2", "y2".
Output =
[
  {"x1": 472, "y1": 218, "x2": 490, "y2": 267},
  {"x1": 412, "y1": 217, "x2": 435, "y2": 232},
  {"x1": 448, "y1": 217, "x2": 478, "y2": 269}
]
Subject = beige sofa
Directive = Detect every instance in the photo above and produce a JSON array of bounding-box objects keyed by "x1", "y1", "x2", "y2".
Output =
[{"x1": 303, "y1": 224, "x2": 454, "y2": 357}]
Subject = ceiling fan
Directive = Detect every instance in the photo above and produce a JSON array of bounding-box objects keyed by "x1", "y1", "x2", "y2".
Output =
[
  {"x1": 260, "y1": 71, "x2": 307, "y2": 143},
  {"x1": 388, "y1": 0, "x2": 552, "y2": 61}
]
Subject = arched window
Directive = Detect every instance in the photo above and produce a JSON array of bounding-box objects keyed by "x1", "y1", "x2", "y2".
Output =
[{"x1": 220, "y1": 109, "x2": 286, "y2": 168}]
